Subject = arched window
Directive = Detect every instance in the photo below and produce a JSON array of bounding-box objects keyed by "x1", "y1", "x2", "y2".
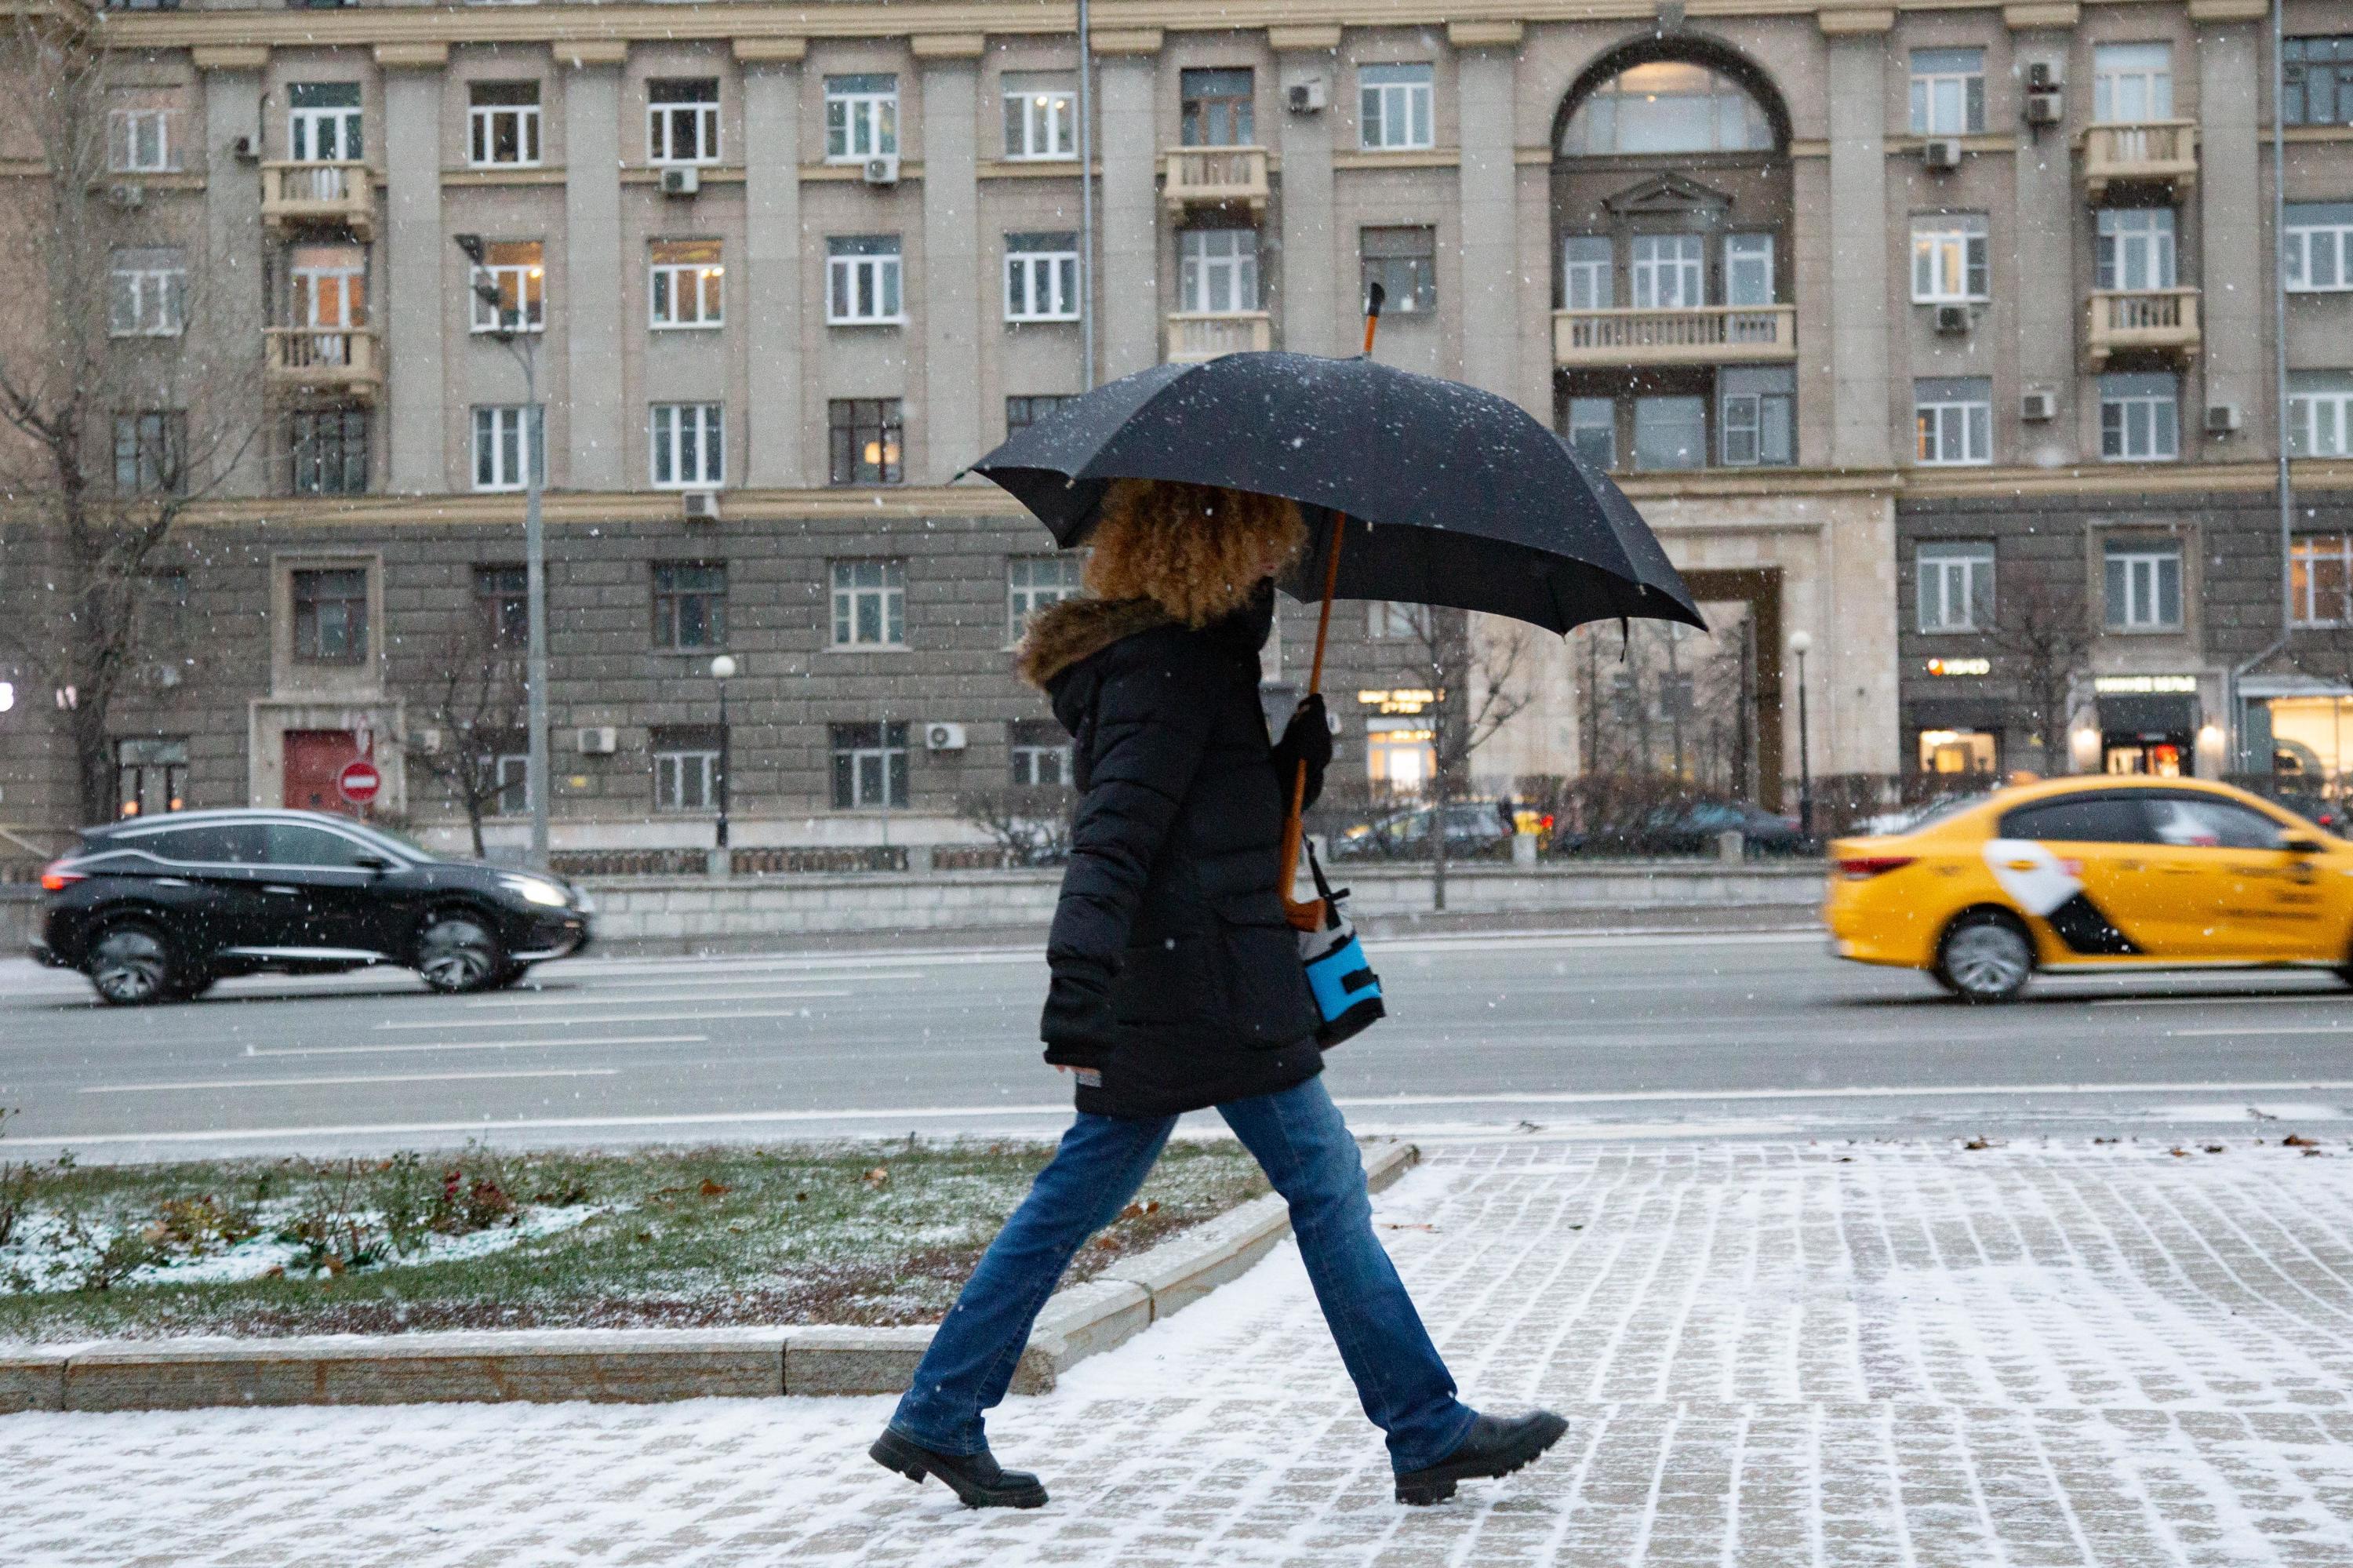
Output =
[{"x1": 1559, "y1": 60, "x2": 1773, "y2": 156}]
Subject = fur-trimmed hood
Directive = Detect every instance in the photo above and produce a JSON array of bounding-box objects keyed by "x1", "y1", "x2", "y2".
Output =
[{"x1": 1013, "y1": 596, "x2": 1173, "y2": 689}]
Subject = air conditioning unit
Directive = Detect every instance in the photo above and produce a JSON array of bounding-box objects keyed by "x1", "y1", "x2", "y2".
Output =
[
  {"x1": 660, "y1": 166, "x2": 700, "y2": 197},
  {"x1": 107, "y1": 182, "x2": 144, "y2": 209},
  {"x1": 1921, "y1": 138, "x2": 1964, "y2": 171},
  {"x1": 1286, "y1": 78, "x2": 1326, "y2": 115},
  {"x1": 682, "y1": 489, "x2": 720, "y2": 521},
  {"x1": 1934, "y1": 304, "x2": 1972, "y2": 335},
  {"x1": 863, "y1": 155, "x2": 900, "y2": 187},
  {"x1": 923, "y1": 722, "x2": 968, "y2": 753},
  {"x1": 2020, "y1": 388, "x2": 2057, "y2": 422},
  {"x1": 2205, "y1": 402, "x2": 2244, "y2": 435},
  {"x1": 2026, "y1": 62, "x2": 2059, "y2": 90},
  {"x1": 2024, "y1": 89, "x2": 2064, "y2": 126},
  {"x1": 576, "y1": 726, "x2": 619, "y2": 755},
  {"x1": 231, "y1": 134, "x2": 259, "y2": 164}
]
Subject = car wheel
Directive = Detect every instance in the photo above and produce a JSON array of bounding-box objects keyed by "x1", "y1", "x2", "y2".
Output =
[
  {"x1": 85, "y1": 924, "x2": 176, "y2": 1006},
  {"x1": 415, "y1": 913, "x2": 505, "y2": 994},
  {"x1": 1937, "y1": 912, "x2": 2034, "y2": 1004}
]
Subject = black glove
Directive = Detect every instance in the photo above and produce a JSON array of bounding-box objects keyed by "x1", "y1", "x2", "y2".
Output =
[
  {"x1": 1039, "y1": 958, "x2": 1116, "y2": 1067},
  {"x1": 1271, "y1": 693, "x2": 1333, "y2": 811}
]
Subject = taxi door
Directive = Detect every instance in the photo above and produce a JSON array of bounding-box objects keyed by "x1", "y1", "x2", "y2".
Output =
[
  {"x1": 2141, "y1": 794, "x2": 2344, "y2": 960},
  {"x1": 1984, "y1": 792, "x2": 2167, "y2": 961}
]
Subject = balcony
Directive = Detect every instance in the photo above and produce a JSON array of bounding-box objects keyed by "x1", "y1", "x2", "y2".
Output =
[
  {"x1": 2080, "y1": 121, "x2": 2198, "y2": 202},
  {"x1": 2084, "y1": 288, "x2": 2201, "y2": 368},
  {"x1": 1552, "y1": 304, "x2": 1797, "y2": 368},
  {"x1": 260, "y1": 162, "x2": 374, "y2": 240},
  {"x1": 1161, "y1": 146, "x2": 1268, "y2": 215},
  {"x1": 265, "y1": 327, "x2": 383, "y2": 402},
  {"x1": 1165, "y1": 311, "x2": 1271, "y2": 364}
]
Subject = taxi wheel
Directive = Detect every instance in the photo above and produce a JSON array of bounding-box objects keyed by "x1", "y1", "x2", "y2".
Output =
[{"x1": 1936, "y1": 912, "x2": 2034, "y2": 1004}]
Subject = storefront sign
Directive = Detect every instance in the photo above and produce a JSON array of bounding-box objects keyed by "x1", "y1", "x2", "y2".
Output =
[
  {"x1": 1925, "y1": 657, "x2": 1990, "y2": 677},
  {"x1": 2094, "y1": 675, "x2": 2198, "y2": 694},
  {"x1": 1356, "y1": 688, "x2": 1436, "y2": 715}
]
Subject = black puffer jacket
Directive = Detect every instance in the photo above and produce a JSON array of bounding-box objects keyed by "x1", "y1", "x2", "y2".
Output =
[{"x1": 1021, "y1": 587, "x2": 1325, "y2": 1119}]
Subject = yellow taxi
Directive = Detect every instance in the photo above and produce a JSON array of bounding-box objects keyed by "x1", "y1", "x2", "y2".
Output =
[{"x1": 1824, "y1": 776, "x2": 2353, "y2": 1002}]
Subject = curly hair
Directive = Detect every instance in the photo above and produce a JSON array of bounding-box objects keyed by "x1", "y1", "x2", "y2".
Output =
[{"x1": 1082, "y1": 480, "x2": 1307, "y2": 628}]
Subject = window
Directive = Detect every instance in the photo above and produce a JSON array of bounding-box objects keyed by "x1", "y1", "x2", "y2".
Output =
[
  {"x1": 651, "y1": 562, "x2": 727, "y2": 649},
  {"x1": 1911, "y1": 214, "x2": 1989, "y2": 302},
  {"x1": 1002, "y1": 75, "x2": 1075, "y2": 159},
  {"x1": 1367, "y1": 600, "x2": 1421, "y2": 639},
  {"x1": 1561, "y1": 235, "x2": 1613, "y2": 310},
  {"x1": 144, "y1": 824, "x2": 266, "y2": 864},
  {"x1": 2286, "y1": 203, "x2": 2353, "y2": 293},
  {"x1": 141, "y1": 568, "x2": 190, "y2": 650},
  {"x1": 1008, "y1": 555, "x2": 1082, "y2": 642},
  {"x1": 471, "y1": 406, "x2": 544, "y2": 490},
  {"x1": 649, "y1": 238, "x2": 722, "y2": 329},
  {"x1": 107, "y1": 107, "x2": 174, "y2": 173},
  {"x1": 651, "y1": 403, "x2": 724, "y2": 488},
  {"x1": 2285, "y1": 37, "x2": 2353, "y2": 127},
  {"x1": 2095, "y1": 209, "x2": 2176, "y2": 291},
  {"x1": 470, "y1": 239, "x2": 545, "y2": 333},
  {"x1": 1718, "y1": 368, "x2": 1793, "y2": 467},
  {"x1": 109, "y1": 247, "x2": 185, "y2": 337},
  {"x1": 1004, "y1": 232, "x2": 1079, "y2": 322},
  {"x1": 653, "y1": 729, "x2": 723, "y2": 813},
  {"x1": 288, "y1": 82, "x2": 361, "y2": 161},
  {"x1": 1566, "y1": 398, "x2": 1616, "y2": 470},
  {"x1": 1180, "y1": 68, "x2": 1254, "y2": 147},
  {"x1": 830, "y1": 722, "x2": 909, "y2": 809},
  {"x1": 1629, "y1": 234, "x2": 1704, "y2": 310},
  {"x1": 116, "y1": 737, "x2": 187, "y2": 818},
  {"x1": 1009, "y1": 720, "x2": 1074, "y2": 788},
  {"x1": 475, "y1": 564, "x2": 528, "y2": 650},
  {"x1": 2290, "y1": 373, "x2": 2353, "y2": 457},
  {"x1": 831, "y1": 559, "x2": 907, "y2": 649},
  {"x1": 824, "y1": 74, "x2": 897, "y2": 162},
  {"x1": 114, "y1": 412, "x2": 184, "y2": 494},
  {"x1": 468, "y1": 82, "x2": 542, "y2": 167},
  {"x1": 1359, "y1": 63, "x2": 1433, "y2": 151},
  {"x1": 1178, "y1": 228, "x2": 1259, "y2": 313},
  {"x1": 290, "y1": 409, "x2": 369, "y2": 495},
  {"x1": 1917, "y1": 541, "x2": 1995, "y2": 633},
  {"x1": 1723, "y1": 233, "x2": 1774, "y2": 307},
  {"x1": 1632, "y1": 396, "x2": 1704, "y2": 471},
  {"x1": 2290, "y1": 535, "x2": 2353, "y2": 628},
  {"x1": 828, "y1": 399, "x2": 904, "y2": 485},
  {"x1": 265, "y1": 823, "x2": 377, "y2": 868},
  {"x1": 647, "y1": 78, "x2": 718, "y2": 165},
  {"x1": 291, "y1": 567, "x2": 369, "y2": 664},
  {"x1": 2092, "y1": 43, "x2": 2172, "y2": 123},
  {"x1": 1558, "y1": 61, "x2": 1773, "y2": 156},
  {"x1": 827, "y1": 235, "x2": 904, "y2": 324},
  {"x1": 2148, "y1": 796, "x2": 2286, "y2": 851},
  {"x1": 1361, "y1": 227, "x2": 1436, "y2": 315},
  {"x1": 1909, "y1": 48, "x2": 1986, "y2": 135},
  {"x1": 486, "y1": 749, "x2": 531, "y2": 817},
  {"x1": 1005, "y1": 395, "x2": 1076, "y2": 435},
  {"x1": 2099, "y1": 373, "x2": 2180, "y2": 462},
  {"x1": 2104, "y1": 540, "x2": 2184, "y2": 631},
  {"x1": 1914, "y1": 377, "x2": 1992, "y2": 467},
  {"x1": 2001, "y1": 795, "x2": 2155, "y2": 844}
]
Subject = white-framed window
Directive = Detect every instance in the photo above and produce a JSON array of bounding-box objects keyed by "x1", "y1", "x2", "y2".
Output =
[
  {"x1": 1630, "y1": 234, "x2": 1704, "y2": 310},
  {"x1": 824, "y1": 74, "x2": 898, "y2": 162},
  {"x1": 1561, "y1": 235, "x2": 1613, "y2": 310},
  {"x1": 2289, "y1": 371, "x2": 2353, "y2": 457},
  {"x1": 831, "y1": 558, "x2": 907, "y2": 649},
  {"x1": 1566, "y1": 397, "x2": 1615, "y2": 470},
  {"x1": 1178, "y1": 228, "x2": 1259, "y2": 313},
  {"x1": 469, "y1": 239, "x2": 545, "y2": 333},
  {"x1": 1911, "y1": 213, "x2": 1990, "y2": 301},
  {"x1": 1632, "y1": 395, "x2": 1704, "y2": 471},
  {"x1": 1915, "y1": 377, "x2": 1993, "y2": 466},
  {"x1": 1909, "y1": 48, "x2": 1986, "y2": 135},
  {"x1": 1009, "y1": 722, "x2": 1074, "y2": 787},
  {"x1": 2093, "y1": 42, "x2": 2173, "y2": 123},
  {"x1": 654, "y1": 743, "x2": 722, "y2": 813},
  {"x1": 649, "y1": 238, "x2": 722, "y2": 329},
  {"x1": 2104, "y1": 540, "x2": 2184, "y2": 631},
  {"x1": 108, "y1": 247, "x2": 185, "y2": 337},
  {"x1": 827, "y1": 236, "x2": 904, "y2": 325},
  {"x1": 1362, "y1": 226, "x2": 1436, "y2": 315},
  {"x1": 2096, "y1": 208, "x2": 2177, "y2": 290},
  {"x1": 107, "y1": 107, "x2": 175, "y2": 173},
  {"x1": 484, "y1": 752, "x2": 531, "y2": 817},
  {"x1": 2099, "y1": 373, "x2": 2180, "y2": 462},
  {"x1": 1723, "y1": 233, "x2": 1774, "y2": 307},
  {"x1": 1359, "y1": 63, "x2": 1434, "y2": 151},
  {"x1": 1003, "y1": 232, "x2": 1079, "y2": 322},
  {"x1": 1366, "y1": 600, "x2": 1421, "y2": 639},
  {"x1": 1917, "y1": 540, "x2": 1995, "y2": 633},
  {"x1": 650, "y1": 402, "x2": 724, "y2": 489},
  {"x1": 828, "y1": 722, "x2": 909, "y2": 809},
  {"x1": 471, "y1": 404, "x2": 544, "y2": 492},
  {"x1": 1719, "y1": 367, "x2": 1794, "y2": 467},
  {"x1": 648, "y1": 78, "x2": 719, "y2": 165},
  {"x1": 1007, "y1": 555, "x2": 1083, "y2": 642},
  {"x1": 2291, "y1": 534, "x2": 2353, "y2": 628},
  {"x1": 2286, "y1": 203, "x2": 2353, "y2": 293},
  {"x1": 467, "y1": 82, "x2": 542, "y2": 168},
  {"x1": 287, "y1": 82, "x2": 362, "y2": 162},
  {"x1": 1002, "y1": 75, "x2": 1075, "y2": 160}
]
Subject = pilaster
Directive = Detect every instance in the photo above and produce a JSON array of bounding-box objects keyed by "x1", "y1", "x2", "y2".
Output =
[
  {"x1": 1824, "y1": 36, "x2": 1893, "y2": 468},
  {"x1": 1276, "y1": 42, "x2": 1337, "y2": 358},
  {"x1": 1455, "y1": 40, "x2": 1518, "y2": 401},
  {"x1": 563, "y1": 51, "x2": 624, "y2": 489},
  {"x1": 381, "y1": 60, "x2": 446, "y2": 492},
  {"x1": 1097, "y1": 52, "x2": 1159, "y2": 377},
  {"x1": 921, "y1": 54, "x2": 983, "y2": 480},
  {"x1": 740, "y1": 54, "x2": 805, "y2": 486}
]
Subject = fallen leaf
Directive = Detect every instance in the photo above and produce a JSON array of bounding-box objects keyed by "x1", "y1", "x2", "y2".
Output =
[
  {"x1": 2282, "y1": 1133, "x2": 2320, "y2": 1148},
  {"x1": 2168, "y1": 1148, "x2": 2191, "y2": 1158},
  {"x1": 2202, "y1": 1145, "x2": 2225, "y2": 1155},
  {"x1": 1962, "y1": 1137, "x2": 1994, "y2": 1151},
  {"x1": 862, "y1": 1167, "x2": 889, "y2": 1188},
  {"x1": 698, "y1": 1178, "x2": 731, "y2": 1198}
]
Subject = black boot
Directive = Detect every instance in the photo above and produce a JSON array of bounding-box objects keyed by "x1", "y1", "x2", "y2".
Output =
[
  {"x1": 870, "y1": 1428, "x2": 1049, "y2": 1509},
  {"x1": 1394, "y1": 1411, "x2": 1571, "y2": 1505}
]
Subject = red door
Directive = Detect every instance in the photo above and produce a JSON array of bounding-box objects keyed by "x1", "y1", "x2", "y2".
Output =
[{"x1": 283, "y1": 729, "x2": 369, "y2": 817}]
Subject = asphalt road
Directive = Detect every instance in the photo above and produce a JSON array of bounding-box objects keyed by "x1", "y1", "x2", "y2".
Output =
[{"x1": 4, "y1": 928, "x2": 2352, "y2": 1161}]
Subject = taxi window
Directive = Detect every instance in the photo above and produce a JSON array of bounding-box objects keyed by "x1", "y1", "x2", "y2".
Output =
[
  {"x1": 2147, "y1": 796, "x2": 2286, "y2": 851},
  {"x1": 1998, "y1": 795, "x2": 2153, "y2": 843}
]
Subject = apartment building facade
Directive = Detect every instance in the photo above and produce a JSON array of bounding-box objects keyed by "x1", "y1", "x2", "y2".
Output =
[{"x1": 3, "y1": 0, "x2": 2351, "y2": 854}]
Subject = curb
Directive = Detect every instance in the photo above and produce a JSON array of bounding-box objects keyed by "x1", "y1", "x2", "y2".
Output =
[{"x1": 0, "y1": 1141, "x2": 1420, "y2": 1415}]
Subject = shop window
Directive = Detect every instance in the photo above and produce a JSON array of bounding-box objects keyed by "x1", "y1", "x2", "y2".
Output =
[
  {"x1": 1917, "y1": 729, "x2": 1996, "y2": 777},
  {"x1": 1366, "y1": 719, "x2": 1435, "y2": 793}
]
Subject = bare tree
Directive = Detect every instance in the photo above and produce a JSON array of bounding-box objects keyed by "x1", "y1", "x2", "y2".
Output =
[
  {"x1": 1379, "y1": 604, "x2": 1532, "y2": 911},
  {"x1": 1986, "y1": 575, "x2": 2095, "y2": 775},
  {"x1": 954, "y1": 784, "x2": 1078, "y2": 868},
  {"x1": 398, "y1": 618, "x2": 526, "y2": 859}
]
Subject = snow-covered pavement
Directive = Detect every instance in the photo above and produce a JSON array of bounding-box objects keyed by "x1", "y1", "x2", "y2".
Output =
[{"x1": 9, "y1": 1138, "x2": 2353, "y2": 1566}]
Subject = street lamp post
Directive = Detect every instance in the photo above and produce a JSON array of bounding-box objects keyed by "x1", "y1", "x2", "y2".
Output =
[
  {"x1": 453, "y1": 234, "x2": 550, "y2": 872},
  {"x1": 709, "y1": 654, "x2": 737, "y2": 859},
  {"x1": 1788, "y1": 630, "x2": 1814, "y2": 840}
]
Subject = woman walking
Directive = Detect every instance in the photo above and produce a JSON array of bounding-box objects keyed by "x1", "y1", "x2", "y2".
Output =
[{"x1": 870, "y1": 479, "x2": 1567, "y2": 1508}]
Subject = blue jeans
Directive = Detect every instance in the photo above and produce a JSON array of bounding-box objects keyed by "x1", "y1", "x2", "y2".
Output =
[{"x1": 889, "y1": 1076, "x2": 1476, "y2": 1474}]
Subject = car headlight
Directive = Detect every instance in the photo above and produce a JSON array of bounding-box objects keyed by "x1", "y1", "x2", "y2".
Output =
[{"x1": 500, "y1": 875, "x2": 571, "y2": 908}]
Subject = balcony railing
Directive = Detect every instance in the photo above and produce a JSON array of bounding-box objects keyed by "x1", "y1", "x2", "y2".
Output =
[
  {"x1": 1165, "y1": 311, "x2": 1271, "y2": 363},
  {"x1": 2080, "y1": 120, "x2": 2198, "y2": 201},
  {"x1": 1162, "y1": 146, "x2": 1269, "y2": 214},
  {"x1": 265, "y1": 326, "x2": 383, "y2": 401},
  {"x1": 260, "y1": 161, "x2": 374, "y2": 238},
  {"x1": 1552, "y1": 304, "x2": 1797, "y2": 367},
  {"x1": 2084, "y1": 287, "x2": 2201, "y2": 367}
]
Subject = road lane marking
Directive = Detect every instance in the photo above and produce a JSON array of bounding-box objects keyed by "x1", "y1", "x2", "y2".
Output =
[
  {"x1": 80, "y1": 1068, "x2": 621, "y2": 1094},
  {"x1": 463, "y1": 986, "x2": 878, "y2": 1010},
  {"x1": 244, "y1": 1034, "x2": 707, "y2": 1058},
  {"x1": 2090, "y1": 991, "x2": 2348, "y2": 1007},
  {"x1": 373, "y1": 998, "x2": 849, "y2": 1029},
  {"x1": 504, "y1": 970, "x2": 929, "y2": 999},
  {"x1": 2164, "y1": 1024, "x2": 2353, "y2": 1038}
]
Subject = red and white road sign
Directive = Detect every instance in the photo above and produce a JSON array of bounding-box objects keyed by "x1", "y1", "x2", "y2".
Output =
[{"x1": 336, "y1": 759, "x2": 383, "y2": 805}]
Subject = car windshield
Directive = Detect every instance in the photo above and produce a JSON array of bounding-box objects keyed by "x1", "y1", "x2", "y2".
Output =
[{"x1": 1886, "y1": 791, "x2": 1992, "y2": 835}]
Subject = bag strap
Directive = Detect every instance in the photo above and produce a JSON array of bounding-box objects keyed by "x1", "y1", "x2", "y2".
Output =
[{"x1": 1304, "y1": 835, "x2": 1344, "y2": 910}]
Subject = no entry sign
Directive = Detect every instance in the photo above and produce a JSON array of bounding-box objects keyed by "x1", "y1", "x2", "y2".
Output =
[{"x1": 336, "y1": 759, "x2": 383, "y2": 805}]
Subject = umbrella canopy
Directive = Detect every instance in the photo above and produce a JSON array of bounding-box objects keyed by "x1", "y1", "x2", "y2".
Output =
[{"x1": 969, "y1": 351, "x2": 1704, "y2": 635}]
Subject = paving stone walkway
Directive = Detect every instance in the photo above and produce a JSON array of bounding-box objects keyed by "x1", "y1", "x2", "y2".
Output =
[{"x1": 8, "y1": 1139, "x2": 2353, "y2": 1566}]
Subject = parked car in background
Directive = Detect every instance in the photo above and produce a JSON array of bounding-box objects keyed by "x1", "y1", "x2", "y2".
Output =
[
  {"x1": 1329, "y1": 802, "x2": 1517, "y2": 861},
  {"x1": 31, "y1": 809, "x2": 592, "y2": 1004},
  {"x1": 1569, "y1": 798, "x2": 1804, "y2": 857}
]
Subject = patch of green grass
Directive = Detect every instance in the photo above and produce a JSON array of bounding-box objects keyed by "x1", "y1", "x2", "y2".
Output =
[{"x1": 0, "y1": 1137, "x2": 1269, "y2": 1344}]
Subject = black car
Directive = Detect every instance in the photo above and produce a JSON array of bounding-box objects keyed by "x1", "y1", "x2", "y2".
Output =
[
  {"x1": 1329, "y1": 802, "x2": 1517, "y2": 861},
  {"x1": 31, "y1": 809, "x2": 592, "y2": 1004}
]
